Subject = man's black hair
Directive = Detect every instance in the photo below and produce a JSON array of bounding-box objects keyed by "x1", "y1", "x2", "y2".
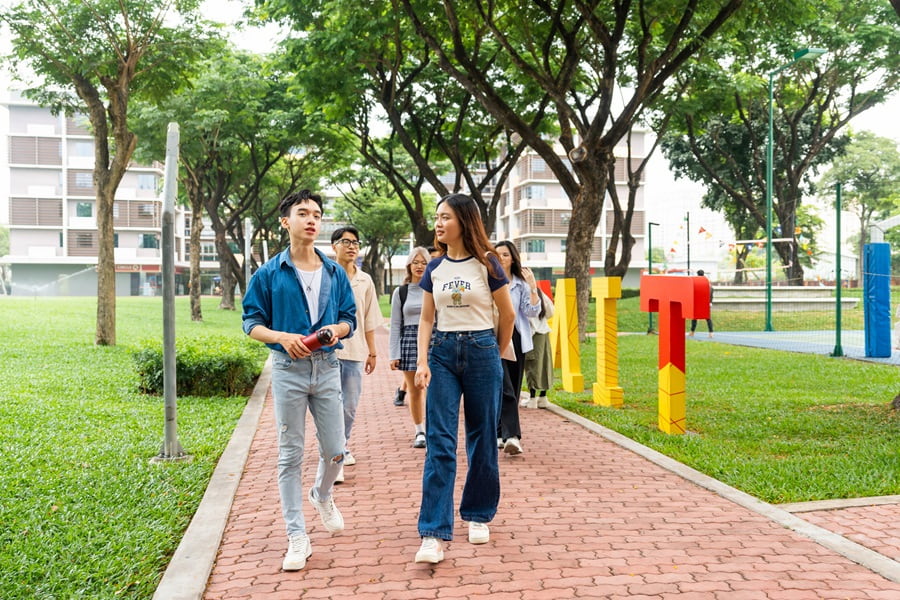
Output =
[
  {"x1": 331, "y1": 225, "x2": 360, "y2": 244},
  {"x1": 279, "y1": 189, "x2": 323, "y2": 217}
]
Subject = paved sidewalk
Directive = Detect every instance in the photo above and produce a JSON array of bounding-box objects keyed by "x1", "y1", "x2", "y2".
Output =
[{"x1": 159, "y1": 328, "x2": 900, "y2": 599}]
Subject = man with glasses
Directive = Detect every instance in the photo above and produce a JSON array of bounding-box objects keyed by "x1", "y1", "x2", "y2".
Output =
[{"x1": 331, "y1": 226, "x2": 383, "y2": 483}]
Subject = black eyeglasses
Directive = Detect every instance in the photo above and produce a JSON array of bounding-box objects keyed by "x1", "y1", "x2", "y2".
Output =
[{"x1": 336, "y1": 239, "x2": 361, "y2": 247}]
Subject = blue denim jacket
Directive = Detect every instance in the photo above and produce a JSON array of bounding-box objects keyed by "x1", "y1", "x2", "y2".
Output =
[{"x1": 241, "y1": 247, "x2": 357, "y2": 354}]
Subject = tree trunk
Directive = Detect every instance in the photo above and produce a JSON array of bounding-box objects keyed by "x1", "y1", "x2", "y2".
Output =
[
  {"x1": 189, "y1": 193, "x2": 203, "y2": 321},
  {"x1": 564, "y1": 166, "x2": 606, "y2": 340},
  {"x1": 95, "y1": 179, "x2": 117, "y2": 345},
  {"x1": 216, "y1": 229, "x2": 237, "y2": 311}
]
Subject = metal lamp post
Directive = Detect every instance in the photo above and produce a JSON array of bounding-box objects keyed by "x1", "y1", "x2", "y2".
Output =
[{"x1": 765, "y1": 47, "x2": 826, "y2": 331}]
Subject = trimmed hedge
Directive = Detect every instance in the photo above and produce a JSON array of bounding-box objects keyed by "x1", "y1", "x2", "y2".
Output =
[{"x1": 131, "y1": 336, "x2": 266, "y2": 396}]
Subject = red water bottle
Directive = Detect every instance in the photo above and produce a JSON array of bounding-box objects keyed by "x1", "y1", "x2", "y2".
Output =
[{"x1": 301, "y1": 328, "x2": 333, "y2": 351}]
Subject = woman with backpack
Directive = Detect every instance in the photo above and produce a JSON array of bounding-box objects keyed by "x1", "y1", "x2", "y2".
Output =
[{"x1": 389, "y1": 246, "x2": 433, "y2": 448}]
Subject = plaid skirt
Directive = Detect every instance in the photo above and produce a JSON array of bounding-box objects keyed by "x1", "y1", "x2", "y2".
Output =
[{"x1": 398, "y1": 325, "x2": 419, "y2": 371}]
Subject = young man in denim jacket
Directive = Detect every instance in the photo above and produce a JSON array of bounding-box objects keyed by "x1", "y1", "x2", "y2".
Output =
[{"x1": 242, "y1": 189, "x2": 357, "y2": 571}]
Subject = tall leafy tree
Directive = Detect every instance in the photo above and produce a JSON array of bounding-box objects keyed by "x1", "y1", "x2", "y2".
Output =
[
  {"x1": 398, "y1": 0, "x2": 748, "y2": 332},
  {"x1": 132, "y1": 50, "x2": 341, "y2": 311},
  {"x1": 257, "y1": 0, "x2": 536, "y2": 244},
  {"x1": 820, "y1": 131, "x2": 900, "y2": 281},
  {"x1": 662, "y1": 0, "x2": 900, "y2": 285},
  {"x1": 332, "y1": 171, "x2": 417, "y2": 295},
  {"x1": 2, "y1": 0, "x2": 211, "y2": 345}
]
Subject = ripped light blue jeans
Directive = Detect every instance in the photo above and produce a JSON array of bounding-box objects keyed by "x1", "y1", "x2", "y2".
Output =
[{"x1": 270, "y1": 350, "x2": 345, "y2": 537}]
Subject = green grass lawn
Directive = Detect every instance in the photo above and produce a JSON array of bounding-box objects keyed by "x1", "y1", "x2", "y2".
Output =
[
  {"x1": 552, "y1": 317, "x2": 899, "y2": 504},
  {"x1": 1, "y1": 291, "x2": 897, "y2": 598},
  {"x1": 0, "y1": 296, "x2": 257, "y2": 600}
]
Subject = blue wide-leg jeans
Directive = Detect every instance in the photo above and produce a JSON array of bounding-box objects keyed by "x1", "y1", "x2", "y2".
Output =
[{"x1": 418, "y1": 329, "x2": 502, "y2": 541}]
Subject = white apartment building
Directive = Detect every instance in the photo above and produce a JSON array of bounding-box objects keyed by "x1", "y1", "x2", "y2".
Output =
[
  {"x1": 494, "y1": 133, "x2": 650, "y2": 288},
  {"x1": 0, "y1": 91, "x2": 218, "y2": 296}
]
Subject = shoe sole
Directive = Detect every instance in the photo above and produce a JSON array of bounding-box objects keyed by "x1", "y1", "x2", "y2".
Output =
[
  {"x1": 415, "y1": 551, "x2": 444, "y2": 563},
  {"x1": 503, "y1": 441, "x2": 522, "y2": 455},
  {"x1": 282, "y1": 547, "x2": 312, "y2": 571}
]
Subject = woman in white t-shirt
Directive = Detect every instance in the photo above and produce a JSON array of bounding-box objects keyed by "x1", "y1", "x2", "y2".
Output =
[{"x1": 412, "y1": 193, "x2": 515, "y2": 565}]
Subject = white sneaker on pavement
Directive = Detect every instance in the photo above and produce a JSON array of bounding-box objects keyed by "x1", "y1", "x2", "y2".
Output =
[
  {"x1": 282, "y1": 533, "x2": 312, "y2": 571},
  {"x1": 468, "y1": 521, "x2": 490, "y2": 544},
  {"x1": 308, "y1": 488, "x2": 344, "y2": 533},
  {"x1": 415, "y1": 537, "x2": 444, "y2": 563},
  {"x1": 334, "y1": 465, "x2": 344, "y2": 484},
  {"x1": 343, "y1": 451, "x2": 356, "y2": 466},
  {"x1": 503, "y1": 437, "x2": 523, "y2": 455}
]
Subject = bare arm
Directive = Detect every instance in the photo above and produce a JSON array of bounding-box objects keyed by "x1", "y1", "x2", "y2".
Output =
[{"x1": 414, "y1": 291, "x2": 436, "y2": 389}]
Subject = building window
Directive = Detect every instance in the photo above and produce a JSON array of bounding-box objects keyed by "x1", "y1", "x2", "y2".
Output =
[
  {"x1": 532, "y1": 157, "x2": 547, "y2": 173},
  {"x1": 560, "y1": 239, "x2": 567, "y2": 252},
  {"x1": 113, "y1": 233, "x2": 119, "y2": 248},
  {"x1": 74, "y1": 172, "x2": 92, "y2": 189},
  {"x1": 137, "y1": 174, "x2": 157, "y2": 191},
  {"x1": 525, "y1": 239, "x2": 545, "y2": 253},
  {"x1": 138, "y1": 204, "x2": 155, "y2": 217},
  {"x1": 560, "y1": 211, "x2": 571, "y2": 225},
  {"x1": 76, "y1": 202, "x2": 93, "y2": 217},
  {"x1": 532, "y1": 212, "x2": 546, "y2": 227},
  {"x1": 73, "y1": 141, "x2": 93, "y2": 157},
  {"x1": 76, "y1": 233, "x2": 93, "y2": 248},
  {"x1": 140, "y1": 234, "x2": 159, "y2": 249},
  {"x1": 524, "y1": 185, "x2": 545, "y2": 200}
]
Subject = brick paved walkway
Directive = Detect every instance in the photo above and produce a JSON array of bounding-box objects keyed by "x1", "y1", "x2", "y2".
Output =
[{"x1": 198, "y1": 329, "x2": 900, "y2": 599}]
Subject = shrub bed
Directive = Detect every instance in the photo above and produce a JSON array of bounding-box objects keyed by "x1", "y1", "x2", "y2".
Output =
[{"x1": 132, "y1": 336, "x2": 265, "y2": 396}]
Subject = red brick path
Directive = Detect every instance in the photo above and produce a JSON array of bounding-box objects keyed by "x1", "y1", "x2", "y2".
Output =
[{"x1": 203, "y1": 329, "x2": 900, "y2": 599}]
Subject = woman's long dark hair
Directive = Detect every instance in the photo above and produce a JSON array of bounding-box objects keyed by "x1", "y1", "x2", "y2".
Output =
[
  {"x1": 494, "y1": 240, "x2": 524, "y2": 279},
  {"x1": 434, "y1": 193, "x2": 501, "y2": 278}
]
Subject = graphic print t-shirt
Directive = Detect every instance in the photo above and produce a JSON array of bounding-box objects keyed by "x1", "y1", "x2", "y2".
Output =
[{"x1": 419, "y1": 255, "x2": 508, "y2": 332}]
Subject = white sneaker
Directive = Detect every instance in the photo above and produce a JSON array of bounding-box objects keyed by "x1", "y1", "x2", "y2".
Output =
[
  {"x1": 468, "y1": 522, "x2": 490, "y2": 544},
  {"x1": 536, "y1": 397, "x2": 549, "y2": 409},
  {"x1": 282, "y1": 533, "x2": 312, "y2": 571},
  {"x1": 503, "y1": 437, "x2": 523, "y2": 455},
  {"x1": 334, "y1": 465, "x2": 344, "y2": 484},
  {"x1": 415, "y1": 537, "x2": 444, "y2": 563},
  {"x1": 343, "y1": 451, "x2": 356, "y2": 466},
  {"x1": 308, "y1": 488, "x2": 344, "y2": 533},
  {"x1": 497, "y1": 437, "x2": 504, "y2": 449},
  {"x1": 519, "y1": 391, "x2": 531, "y2": 407}
]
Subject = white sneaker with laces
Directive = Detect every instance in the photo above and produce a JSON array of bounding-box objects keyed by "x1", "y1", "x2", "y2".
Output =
[
  {"x1": 415, "y1": 537, "x2": 444, "y2": 563},
  {"x1": 334, "y1": 465, "x2": 344, "y2": 484},
  {"x1": 504, "y1": 437, "x2": 523, "y2": 455},
  {"x1": 282, "y1": 533, "x2": 312, "y2": 571},
  {"x1": 468, "y1": 521, "x2": 490, "y2": 544},
  {"x1": 343, "y1": 451, "x2": 356, "y2": 466},
  {"x1": 308, "y1": 488, "x2": 344, "y2": 533}
]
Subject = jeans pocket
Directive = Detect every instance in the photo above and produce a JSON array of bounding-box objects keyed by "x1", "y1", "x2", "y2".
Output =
[
  {"x1": 471, "y1": 331, "x2": 498, "y2": 350},
  {"x1": 325, "y1": 352, "x2": 340, "y2": 368},
  {"x1": 272, "y1": 353, "x2": 293, "y2": 369}
]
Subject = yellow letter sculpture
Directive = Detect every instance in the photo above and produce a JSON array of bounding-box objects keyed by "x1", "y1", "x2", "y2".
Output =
[
  {"x1": 549, "y1": 278, "x2": 583, "y2": 392},
  {"x1": 591, "y1": 277, "x2": 623, "y2": 407}
]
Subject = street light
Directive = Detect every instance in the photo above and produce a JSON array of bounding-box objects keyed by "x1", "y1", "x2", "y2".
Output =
[
  {"x1": 647, "y1": 221, "x2": 659, "y2": 334},
  {"x1": 765, "y1": 47, "x2": 826, "y2": 331}
]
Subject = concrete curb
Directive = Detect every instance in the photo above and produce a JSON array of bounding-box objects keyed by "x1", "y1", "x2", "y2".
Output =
[
  {"x1": 152, "y1": 358, "x2": 271, "y2": 600},
  {"x1": 544, "y1": 402, "x2": 900, "y2": 584}
]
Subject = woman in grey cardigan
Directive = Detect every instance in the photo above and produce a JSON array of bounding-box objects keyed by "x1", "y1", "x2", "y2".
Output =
[{"x1": 389, "y1": 246, "x2": 432, "y2": 448}]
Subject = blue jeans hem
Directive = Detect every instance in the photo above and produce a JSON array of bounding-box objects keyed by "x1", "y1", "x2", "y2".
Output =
[{"x1": 419, "y1": 530, "x2": 453, "y2": 541}]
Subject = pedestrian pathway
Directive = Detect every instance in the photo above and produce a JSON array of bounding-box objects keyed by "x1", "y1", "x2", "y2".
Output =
[{"x1": 157, "y1": 328, "x2": 900, "y2": 599}]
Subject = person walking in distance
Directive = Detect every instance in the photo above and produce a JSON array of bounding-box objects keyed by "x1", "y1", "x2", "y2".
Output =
[
  {"x1": 494, "y1": 240, "x2": 541, "y2": 455},
  {"x1": 689, "y1": 269, "x2": 714, "y2": 338},
  {"x1": 242, "y1": 189, "x2": 357, "y2": 571},
  {"x1": 413, "y1": 193, "x2": 515, "y2": 564},
  {"x1": 524, "y1": 287, "x2": 554, "y2": 409},
  {"x1": 332, "y1": 226, "x2": 383, "y2": 483},
  {"x1": 389, "y1": 246, "x2": 432, "y2": 449}
]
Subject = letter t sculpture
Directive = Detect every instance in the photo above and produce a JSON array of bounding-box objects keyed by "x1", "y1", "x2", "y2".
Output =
[{"x1": 639, "y1": 275, "x2": 710, "y2": 434}]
